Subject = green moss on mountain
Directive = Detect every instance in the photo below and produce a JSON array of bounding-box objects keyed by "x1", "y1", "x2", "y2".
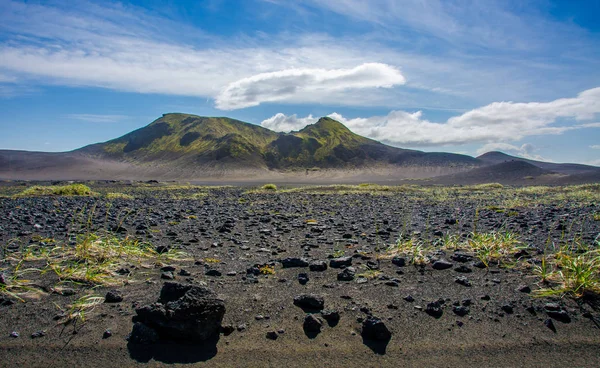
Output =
[{"x1": 77, "y1": 113, "x2": 480, "y2": 171}]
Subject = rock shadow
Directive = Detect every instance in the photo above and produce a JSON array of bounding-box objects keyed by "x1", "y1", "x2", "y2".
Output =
[
  {"x1": 361, "y1": 337, "x2": 390, "y2": 355},
  {"x1": 128, "y1": 335, "x2": 219, "y2": 364}
]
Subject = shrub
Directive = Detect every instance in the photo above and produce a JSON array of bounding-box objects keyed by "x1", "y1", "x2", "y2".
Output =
[{"x1": 262, "y1": 183, "x2": 277, "y2": 191}]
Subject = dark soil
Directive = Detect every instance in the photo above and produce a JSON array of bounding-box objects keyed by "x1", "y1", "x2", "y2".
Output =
[{"x1": 0, "y1": 183, "x2": 599, "y2": 367}]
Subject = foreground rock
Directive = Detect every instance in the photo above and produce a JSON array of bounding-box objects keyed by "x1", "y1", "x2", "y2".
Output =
[{"x1": 130, "y1": 282, "x2": 225, "y2": 343}]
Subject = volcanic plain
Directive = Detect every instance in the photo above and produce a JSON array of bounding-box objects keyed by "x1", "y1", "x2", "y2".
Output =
[{"x1": 0, "y1": 181, "x2": 599, "y2": 367}]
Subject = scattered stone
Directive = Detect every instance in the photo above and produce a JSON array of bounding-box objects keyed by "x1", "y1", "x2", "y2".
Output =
[
  {"x1": 9, "y1": 331, "x2": 19, "y2": 338},
  {"x1": 432, "y1": 259, "x2": 453, "y2": 270},
  {"x1": 266, "y1": 331, "x2": 278, "y2": 340},
  {"x1": 455, "y1": 276, "x2": 472, "y2": 287},
  {"x1": 298, "y1": 273, "x2": 309, "y2": 285},
  {"x1": 103, "y1": 329, "x2": 112, "y2": 339},
  {"x1": 31, "y1": 330, "x2": 46, "y2": 339},
  {"x1": 517, "y1": 285, "x2": 531, "y2": 293},
  {"x1": 337, "y1": 267, "x2": 356, "y2": 281},
  {"x1": 404, "y1": 295, "x2": 415, "y2": 302},
  {"x1": 205, "y1": 269, "x2": 222, "y2": 277},
  {"x1": 281, "y1": 257, "x2": 309, "y2": 268},
  {"x1": 361, "y1": 316, "x2": 392, "y2": 342},
  {"x1": 451, "y1": 253, "x2": 473, "y2": 263},
  {"x1": 303, "y1": 314, "x2": 323, "y2": 334},
  {"x1": 501, "y1": 304, "x2": 514, "y2": 314},
  {"x1": 309, "y1": 260, "x2": 328, "y2": 272},
  {"x1": 454, "y1": 265, "x2": 472, "y2": 273},
  {"x1": 391, "y1": 256, "x2": 406, "y2": 267},
  {"x1": 453, "y1": 306, "x2": 470, "y2": 316},
  {"x1": 330, "y1": 256, "x2": 353, "y2": 268},
  {"x1": 425, "y1": 301, "x2": 444, "y2": 318},
  {"x1": 293, "y1": 294, "x2": 325, "y2": 310},
  {"x1": 237, "y1": 324, "x2": 247, "y2": 332},
  {"x1": 104, "y1": 290, "x2": 123, "y2": 303},
  {"x1": 321, "y1": 310, "x2": 340, "y2": 326},
  {"x1": 179, "y1": 269, "x2": 191, "y2": 276}
]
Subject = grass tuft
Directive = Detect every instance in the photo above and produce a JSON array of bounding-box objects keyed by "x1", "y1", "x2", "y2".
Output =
[{"x1": 16, "y1": 184, "x2": 95, "y2": 197}]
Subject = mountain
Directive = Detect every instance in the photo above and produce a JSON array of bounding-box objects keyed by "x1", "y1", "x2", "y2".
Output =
[
  {"x1": 477, "y1": 151, "x2": 596, "y2": 175},
  {"x1": 0, "y1": 113, "x2": 598, "y2": 183},
  {"x1": 78, "y1": 113, "x2": 479, "y2": 172}
]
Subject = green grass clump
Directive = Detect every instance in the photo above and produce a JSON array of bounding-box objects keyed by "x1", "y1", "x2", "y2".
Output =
[
  {"x1": 262, "y1": 183, "x2": 278, "y2": 191},
  {"x1": 16, "y1": 184, "x2": 95, "y2": 197},
  {"x1": 106, "y1": 192, "x2": 134, "y2": 200},
  {"x1": 467, "y1": 231, "x2": 523, "y2": 267},
  {"x1": 535, "y1": 244, "x2": 600, "y2": 298}
]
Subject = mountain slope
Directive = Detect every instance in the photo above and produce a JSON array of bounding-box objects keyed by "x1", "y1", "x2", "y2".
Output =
[
  {"x1": 79, "y1": 114, "x2": 279, "y2": 169},
  {"x1": 477, "y1": 151, "x2": 596, "y2": 175}
]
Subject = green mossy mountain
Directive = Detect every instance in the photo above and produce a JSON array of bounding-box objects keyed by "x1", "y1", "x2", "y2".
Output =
[{"x1": 78, "y1": 113, "x2": 479, "y2": 170}]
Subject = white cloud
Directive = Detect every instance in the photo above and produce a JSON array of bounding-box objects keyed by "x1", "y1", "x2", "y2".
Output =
[
  {"x1": 67, "y1": 114, "x2": 129, "y2": 123},
  {"x1": 261, "y1": 87, "x2": 600, "y2": 146},
  {"x1": 215, "y1": 63, "x2": 405, "y2": 110},
  {"x1": 475, "y1": 143, "x2": 544, "y2": 160},
  {"x1": 260, "y1": 113, "x2": 319, "y2": 132},
  {"x1": 591, "y1": 145, "x2": 600, "y2": 150}
]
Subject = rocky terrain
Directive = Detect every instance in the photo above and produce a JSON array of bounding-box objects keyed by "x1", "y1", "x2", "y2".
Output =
[{"x1": 0, "y1": 182, "x2": 599, "y2": 367}]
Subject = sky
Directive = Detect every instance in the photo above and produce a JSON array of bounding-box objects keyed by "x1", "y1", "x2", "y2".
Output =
[{"x1": 0, "y1": 0, "x2": 599, "y2": 165}]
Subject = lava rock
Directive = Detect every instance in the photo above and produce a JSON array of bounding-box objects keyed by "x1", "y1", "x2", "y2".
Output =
[
  {"x1": 281, "y1": 257, "x2": 309, "y2": 268},
  {"x1": 104, "y1": 290, "x2": 123, "y2": 303},
  {"x1": 103, "y1": 329, "x2": 113, "y2": 339},
  {"x1": 321, "y1": 310, "x2": 340, "y2": 326},
  {"x1": 455, "y1": 276, "x2": 472, "y2": 287},
  {"x1": 309, "y1": 260, "x2": 328, "y2": 272},
  {"x1": 361, "y1": 316, "x2": 392, "y2": 342},
  {"x1": 132, "y1": 282, "x2": 225, "y2": 343},
  {"x1": 391, "y1": 256, "x2": 406, "y2": 267},
  {"x1": 432, "y1": 259, "x2": 453, "y2": 270},
  {"x1": 454, "y1": 265, "x2": 472, "y2": 273},
  {"x1": 266, "y1": 331, "x2": 278, "y2": 340},
  {"x1": 298, "y1": 273, "x2": 309, "y2": 285},
  {"x1": 330, "y1": 256, "x2": 353, "y2": 268},
  {"x1": 303, "y1": 314, "x2": 323, "y2": 334},
  {"x1": 425, "y1": 301, "x2": 443, "y2": 318},
  {"x1": 453, "y1": 306, "x2": 470, "y2": 316},
  {"x1": 293, "y1": 294, "x2": 325, "y2": 310},
  {"x1": 337, "y1": 267, "x2": 356, "y2": 281}
]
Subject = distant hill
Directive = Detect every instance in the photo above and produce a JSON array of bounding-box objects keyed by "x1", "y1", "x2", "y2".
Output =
[
  {"x1": 0, "y1": 114, "x2": 598, "y2": 183},
  {"x1": 477, "y1": 151, "x2": 596, "y2": 175}
]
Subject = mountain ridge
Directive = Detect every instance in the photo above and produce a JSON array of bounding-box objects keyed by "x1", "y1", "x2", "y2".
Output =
[{"x1": 0, "y1": 113, "x2": 598, "y2": 183}]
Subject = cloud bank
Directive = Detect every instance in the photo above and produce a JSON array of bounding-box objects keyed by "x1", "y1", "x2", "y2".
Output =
[{"x1": 261, "y1": 87, "x2": 600, "y2": 147}]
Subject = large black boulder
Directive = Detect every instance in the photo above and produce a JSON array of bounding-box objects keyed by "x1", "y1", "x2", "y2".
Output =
[{"x1": 132, "y1": 282, "x2": 225, "y2": 343}]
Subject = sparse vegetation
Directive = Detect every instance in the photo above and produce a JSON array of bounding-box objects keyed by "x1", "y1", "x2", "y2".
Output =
[
  {"x1": 259, "y1": 265, "x2": 275, "y2": 275},
  {"x1": 262, "y1": 183, "x2": 277, "y2": 191},
  {"x1": 15, "y1": 184, "x2": 95, "y2": 197},
  {"x1": 106, "y1": 192, "x2": 134, "y2": 200},
  {"x1": 535, "y1": 243, "x2": 600, "y2": 298}
]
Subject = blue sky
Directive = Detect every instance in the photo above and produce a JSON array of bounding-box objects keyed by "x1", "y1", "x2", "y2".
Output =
[{"x1": 0, "y1": 0, "x2": 599, "y2": 165}]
